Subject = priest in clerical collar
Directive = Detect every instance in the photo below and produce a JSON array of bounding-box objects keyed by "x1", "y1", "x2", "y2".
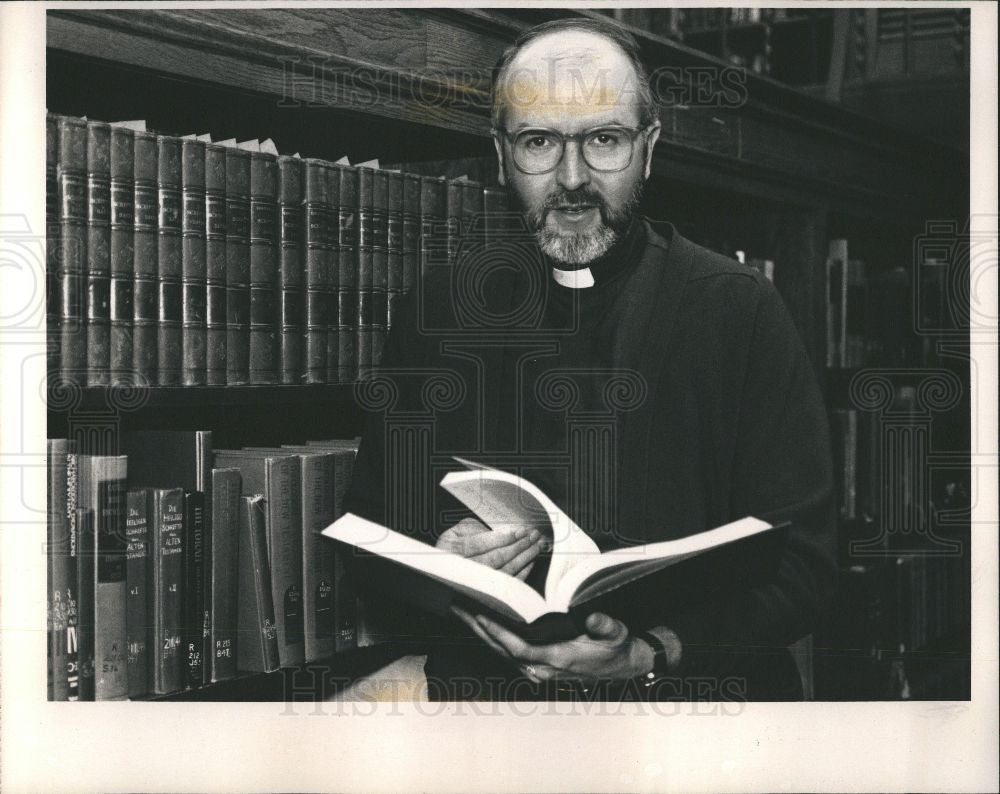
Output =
[{"x1": 344, "y1": 15, "x2": 837, "y2": 703}]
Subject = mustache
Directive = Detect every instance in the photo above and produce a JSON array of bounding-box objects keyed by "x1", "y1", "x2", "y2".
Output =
[{"x1": 542, "y1": 188, "x2": 606, "y2": 212}]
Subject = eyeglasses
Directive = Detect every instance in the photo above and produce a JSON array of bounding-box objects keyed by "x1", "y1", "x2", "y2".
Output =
[{"x1": 494, "y1": 125, "x2": 651, "y2": 175}]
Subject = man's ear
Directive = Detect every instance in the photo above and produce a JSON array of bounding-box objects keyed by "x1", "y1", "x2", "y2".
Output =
[
  {"x1": 492, "y1": 134, "x2": 507, "y2": 187},
  {"x1": 642, "y1": 121, "x2": 661, "y2": 181}
]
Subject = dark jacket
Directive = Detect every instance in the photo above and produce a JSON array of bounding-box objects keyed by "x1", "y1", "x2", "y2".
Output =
[{"x1": 344, "y1": 220, "x2": 837, "y2": 700}]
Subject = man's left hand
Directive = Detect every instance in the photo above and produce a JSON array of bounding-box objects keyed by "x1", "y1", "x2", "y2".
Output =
[{"x1": 452, "y1": 607, "x2": 654, "y2": 684}]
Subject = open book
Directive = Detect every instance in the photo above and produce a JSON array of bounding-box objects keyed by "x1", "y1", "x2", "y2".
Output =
[{"x1": 322, "y1": 458, "x2": 786, "y2": 641}]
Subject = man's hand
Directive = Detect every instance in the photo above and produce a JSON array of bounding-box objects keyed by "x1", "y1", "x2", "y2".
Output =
[
  {"x1": 452, "y1": 607, "x2": 655, "y2": 684},
  {"x1": 436, "y1": 517, "x2": 543, "y2": 581}
]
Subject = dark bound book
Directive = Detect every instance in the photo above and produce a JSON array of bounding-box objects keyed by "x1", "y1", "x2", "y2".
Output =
[
  {"x1": 301, "y1": 440, "x2": 359, "y2": 652},
  {"x1": 249, "y1": 151, "x2": 280, "y2": 384},
  {"x1": 157, "y1": 135, "x2": 183, "y2": 386},
  {"x1": 210, "y1": 468, "x2": 241, "y2": 682},
  {"x1": 254, "y1": 446, "x2": 337, "y2": 661},
  {"x1": 150, "y1": 487, "x2": 185, "y2": 695},
  {"x1": 385, "y1": 171, "x2": 404, "y2": 349},
  {"x1": 109, "y1": 125, "x2": 135, "y2": 385},
  {"x1": 183, "y1": 490, "x2": 208, "y2": 688},
  {"x1": 419, "y1": 175, "x2": 447, "y2": 280},
  {"x1": 302, "y1": 159, "x2": 330, "y2": 384},
  {"x1": 85, "y1": 121, "x2": 112, "y2": 386},
  {"x1": 278, "y1": 156, "x2": 304, "y2": 384},
  {"x1": 237, "y1": 495, "x2": 280, "y2": 673},
  {"x1": 445, "y1": 178, "x2": 463, "y2": 266},
  {"x1": 47, "y1": 439, "x2": 77, "y2": 700},
  {"x1": 401, "y1": 173, "x2": 420, "y2": 300},
  {"x1": 46, "y1": 114, "x2": 61, "y2": 382},
  {"x1": 132, "y1": 130, "x2": 158, "y2": 385},
  {"x1": 324, "y1": 163, "x2": 341, "y2": 384},
  {"x1": 460, "y1": 178, "x2": 484, "y2": 241},
  {"x1": 124, "y1": 487, "x2": 151, "y2": 699},
  {"x1": 370, "y1": 170, "x2": 389, "y2": 373},
  {"x1": 78, "y1": 455, "x2": 129, "y2": 700},
  {"x1": 181, "y1": 138, "x2": 208, "y2": 386},
  {"x1": 58, "y1": 116, "x2": 87, "y2": 386},
  {"x1": 336, "y1": 165, "x2": 358, "y2": 383},
  {"x1": 214, "y1": 451, "x2": 305, "y2": 667},
  {"x1": 204, "y1": 143, "x2": 228, "y2": 385},
  {"x1": 482, "y1": 186, "x2": 509, "y2": 247},
  {"x1": 356, "y1": 167, "x2": 375, "y2": 381},
  {"x1": 225, "y1": 146, "x2": 252, "y2": 385},
  {"x1": 74, "y1": 505, "x2": 95, "y2": 700}
]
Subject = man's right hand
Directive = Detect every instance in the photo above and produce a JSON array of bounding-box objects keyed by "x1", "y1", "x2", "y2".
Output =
[{"x1": 435, "y1": 517, "x2": 543, "y2": 581}]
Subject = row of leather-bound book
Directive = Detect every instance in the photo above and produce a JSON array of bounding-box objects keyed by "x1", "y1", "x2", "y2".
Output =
[{"x1": 46, "y1": 113, "x2": 510, "y2": 388}]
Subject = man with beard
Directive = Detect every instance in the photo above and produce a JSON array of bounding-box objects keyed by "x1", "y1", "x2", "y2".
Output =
[{"x1": 344, "y1": 17, "x2": 836, "y2": 701}]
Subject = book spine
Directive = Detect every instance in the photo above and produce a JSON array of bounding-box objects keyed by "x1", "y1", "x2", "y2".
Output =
[
  {"x1": 337, "y1": 166, "x2": 358, "y2": 384},
  {"x1": 266, "y1": 456, "x2": 305, "y2": 666},
  {"x1": 385, "y1": 172, "x2": 403, "y2": 344},
  {"x1": 47, "y1": 439, "x2": 75, "y2": 700},
  {"x1": 826, "y1": 239, "x2": 848, "y2": 369},
  {"x1": 109, "y1": 126, "x2": 135, "y2": 385},
  {"x1": 325, "y1": 164, "x2": 341, "y2": 383},
  {"x1": 150, "y1": 487, "x2": 185, "y2": 695},
  {"x1": 356, "y1": 168, "x2": 375, "y2": 381},
  {"x1": 249, "y1": 152, "x2": 280, "y2": 384},
  {"x1": 237, "y1": 495, "x2": 280, "y2": 673},
  {"x1": 301, "y1": 455, "x2": 336, "y2": 662},
  {"x1": 445, "y1": 178, "x2": 462, "y2": 266},
  {"x1": 204, "y1": 145, "x2": 228, "y2": 385},
  {"x1": 74, "y1": 504, "x2": 95, "y2": 700},
  {"x1": 47, "y1": 114, "x2": 62, "y2": 382},
  {"x1": 278, "y1": 156, "x2": 304, "y2": 384},
  {"x1": 302, "y1": 159, "x2": 329, "y2": 384},
  {"x1": 370, "y1": 171, "x2": 389, "y2": 372},
  {"x1": 482, "y1": 185, "x2": 509, "y2": 247},
  {"x1": 183, "y1": 490, "x2": 207, "y2": 688},
  {"x1": 332, "y1": 450, "x2": 358, "y2": 651},
  {"x1": 419, "y1": 176, "x2": 446, "y2": 280},
  {"x1": 157, "y1": 136, "x2": 183, "y2": 386},
  {"x1": 85, "y1": 122, "x2": 112, "y2": 386},
  {"x1": 210, "y1": 468, "x2": 241, "y2": 682},
  {"x1": 225, "y1": 148, "x2": 252, "y2": 385},
  {"x1": 401, "y1": 173, "x2": 421, "y2": 300},
  {"x1": 182, "y1": 139, "x2": 208, "y2": 386},
  {"x1": 85, "y1": 456, "x2": 129, "y2": 700},
  {"x1": 132, "y1": 131, "x2": 159, "y2": 386},
  {"x1": 460, "y1": 179, "x2": 484, "y2": 243},
  {"x1": 124, "y1": 488, "x2": 150, "y2": 699},
  {"x1": 58, "y1": 117, "x2": 88, "y2": 386}
]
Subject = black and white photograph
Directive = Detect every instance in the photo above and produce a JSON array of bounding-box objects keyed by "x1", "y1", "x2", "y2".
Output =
[{"x1": 0, "y1": 2, "x2": 996, "y2": 792}]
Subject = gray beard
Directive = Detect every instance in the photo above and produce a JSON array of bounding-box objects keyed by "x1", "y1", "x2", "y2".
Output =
[
  {"x1": 537, "y1": 223, "x2": 618, "y2": 267},
  {"x1": 508, "y1": 164, "x2": 646, "y2": 268}
]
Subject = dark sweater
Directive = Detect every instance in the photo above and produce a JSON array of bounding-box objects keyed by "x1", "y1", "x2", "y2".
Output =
[{"x1": 344, "y1": 220, "x2": 837, "y2": 701}]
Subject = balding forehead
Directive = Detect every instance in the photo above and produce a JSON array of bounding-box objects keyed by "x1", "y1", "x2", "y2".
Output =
[
  {"x1": 499, "y1": 30, "x2": 641, "y2": 125},
  {"x1": 508, "y1": 29, "x2": 634, "y2": 80}
]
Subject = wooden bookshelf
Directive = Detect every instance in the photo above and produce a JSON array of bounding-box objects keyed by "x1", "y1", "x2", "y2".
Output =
[{"x1": 46, "y1": 7, "x2": 970, "y2": 701}]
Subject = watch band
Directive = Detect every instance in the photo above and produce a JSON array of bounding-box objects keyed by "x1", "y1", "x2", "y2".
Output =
[{"x1": 637, "y1": 629, "x2": 670, "y2": 681}]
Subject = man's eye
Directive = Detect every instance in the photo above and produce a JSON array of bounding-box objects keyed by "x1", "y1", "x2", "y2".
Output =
[
  {"x1": 524, "y1": 135, "x2": 553, "y2": 150},
  {"x1": 589, "y1": 131, "x2": 622, "y2": 147}
]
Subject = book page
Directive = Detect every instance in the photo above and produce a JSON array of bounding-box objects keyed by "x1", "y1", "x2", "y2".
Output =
[
  {"x1": 441, "y1": 465, "x2": 600, "y2": 604},
  {"x1": 557, "y1": 516, "x2": 773, "y2": 612},
  {"x1": 322, "y1": 513, "x2": 552, "y2": 624}
]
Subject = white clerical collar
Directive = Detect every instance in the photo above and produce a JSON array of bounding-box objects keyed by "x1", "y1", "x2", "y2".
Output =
[{"x1": 552, "y1": 267, "x2": 595, "y2": 289}]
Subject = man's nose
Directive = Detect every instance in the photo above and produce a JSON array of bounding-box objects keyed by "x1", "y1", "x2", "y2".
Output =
[{"x1": 555, "y1": 140, "x2": 590, "y2": 192}]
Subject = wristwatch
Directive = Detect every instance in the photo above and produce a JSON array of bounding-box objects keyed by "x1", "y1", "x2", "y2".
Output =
[{"x1": 637, "y1": 629, "x2": 672, "y2": 686}]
